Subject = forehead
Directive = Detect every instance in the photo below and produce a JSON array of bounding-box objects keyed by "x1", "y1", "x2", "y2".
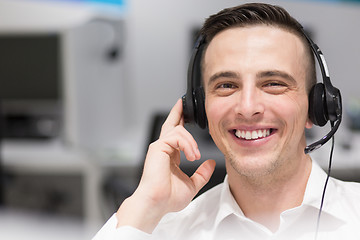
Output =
[{"x1": 203, "y1": 25, "x2": 308, "y2": 84}]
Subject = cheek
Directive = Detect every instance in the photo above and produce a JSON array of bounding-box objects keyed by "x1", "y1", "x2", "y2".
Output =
[
  {"x1": 205, "y1": 97, "x2": 232, "y2": 127},
  {"x1": 275, "y1": 94, "x2": 309, "y2": 130},
  {"x1": 205, "y1": 97, "x2": 231, "y2": 141},
  {"x1": 205, "y1": 99, "x2": 219, "y2": 125}
]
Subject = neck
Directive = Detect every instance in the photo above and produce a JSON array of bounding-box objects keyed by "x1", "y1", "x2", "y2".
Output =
[{"x1": 227, "y1": 154, "x2": 312, "y2": 232}]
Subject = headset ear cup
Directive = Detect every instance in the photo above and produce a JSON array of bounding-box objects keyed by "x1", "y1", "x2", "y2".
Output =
[
  {"x1": 194, "y1": 87, "x2": 207, "y2": 129},
  {"x1": 308, "y1": 83, "x2": 328, "y2": 127},
  {"x1": 182, "y1": 94, "x2": 194, "y2": 124}
]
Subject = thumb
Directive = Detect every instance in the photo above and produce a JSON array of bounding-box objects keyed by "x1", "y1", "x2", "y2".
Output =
[{"x1": 190, "y1": 159, "x2": 216, "y2": 194}]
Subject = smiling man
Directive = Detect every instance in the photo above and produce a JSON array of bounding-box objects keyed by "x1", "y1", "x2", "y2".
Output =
[
  {"x1": 204, "y1": 25, "x2": 314, "y2": 231},
  {"x1": 93, "y1": 3, "x2": 360, "y2": 240}
]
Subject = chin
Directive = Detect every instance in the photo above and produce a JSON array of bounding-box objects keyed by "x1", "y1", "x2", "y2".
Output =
[{"x1": 226, "y1": 152, "x2": 284, "y2": 179}]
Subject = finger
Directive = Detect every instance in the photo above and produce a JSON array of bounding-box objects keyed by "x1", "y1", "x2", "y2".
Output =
[
  {"x1": 162, "y1": 127, "x2": 201, "y2": 162},
  {"x1": 190, "y1": 159, "x2": 216, "y2": 194},
  {"x1": 160, "y1": 99, "x2": 184, "y2": 137}
]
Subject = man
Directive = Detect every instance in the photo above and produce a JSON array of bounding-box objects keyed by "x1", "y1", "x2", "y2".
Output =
[{"x1": 93, "y1": 3, "x2": 360, "y2": 239}]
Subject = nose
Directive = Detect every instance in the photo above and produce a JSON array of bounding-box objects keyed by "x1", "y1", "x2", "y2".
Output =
[{"x1": 234, "y1": 84, "x2": 265, "y2": 119}]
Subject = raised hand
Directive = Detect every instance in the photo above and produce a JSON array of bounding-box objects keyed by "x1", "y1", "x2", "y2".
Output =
[{"x1": 116, "y1": 99, "x2": 216, "y2": 233}]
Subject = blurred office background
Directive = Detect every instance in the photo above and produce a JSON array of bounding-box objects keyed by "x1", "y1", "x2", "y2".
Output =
[{"x1": 0, "y1": 0, "x2": 359, "y2": 239}]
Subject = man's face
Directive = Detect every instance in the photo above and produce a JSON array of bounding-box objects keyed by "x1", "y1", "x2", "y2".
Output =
[{"x1": 203, "y1": 26, "x2": 313, "y2": 178}]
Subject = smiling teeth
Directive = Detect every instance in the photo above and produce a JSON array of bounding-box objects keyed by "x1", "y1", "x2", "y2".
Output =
[{"x1": 235, "y1": 129, "x2": 271, "y2": 140}]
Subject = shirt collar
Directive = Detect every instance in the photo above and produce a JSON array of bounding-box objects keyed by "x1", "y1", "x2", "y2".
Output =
[
  {"x1": 302, "y1": 159, "x2": 328, "y2": 208},
  {"x1": 214, "y1": 175, "x2": 245, "y2": 228},
  {"x1": 214, "y1": 159, "x2": 346, "y2": 229},
  {"x1": 303, "y1": 159, "x2": 347, "y2": 224}
]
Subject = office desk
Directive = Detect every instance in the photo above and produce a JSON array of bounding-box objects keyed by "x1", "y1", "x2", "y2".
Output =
[{"x1": 1, "y1": 140, "x2": 105, "y2": 230}]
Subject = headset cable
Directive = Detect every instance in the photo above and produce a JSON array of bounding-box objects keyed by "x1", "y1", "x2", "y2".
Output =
[{"x1": 314, "y1": 121, "x2": 335, "y2": 240}]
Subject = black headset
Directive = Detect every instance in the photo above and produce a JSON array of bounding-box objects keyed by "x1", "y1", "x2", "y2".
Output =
[{"x1": 182, "y1": 28, "x2": 342, "y2": 154}]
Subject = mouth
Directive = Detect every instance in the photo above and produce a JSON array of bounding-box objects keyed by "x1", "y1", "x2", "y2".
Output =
[{"x1": 232, "y1": 128, "x2": 276, "y2": 140}]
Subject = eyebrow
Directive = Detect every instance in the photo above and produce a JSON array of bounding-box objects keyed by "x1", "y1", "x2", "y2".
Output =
[
  {"x1": 208, "y1": 71, "x2": 240, "y2": 86},
  {"x1": 257, "y1": 70, "x2": 296, "y2": 84}
]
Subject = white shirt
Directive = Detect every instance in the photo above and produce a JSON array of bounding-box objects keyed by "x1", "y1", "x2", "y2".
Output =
[{"x1": 92, "y1": 161, "x2": 360, "y2": 240}]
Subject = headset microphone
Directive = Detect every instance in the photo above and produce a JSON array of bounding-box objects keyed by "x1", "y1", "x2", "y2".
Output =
[{"x1": 304, "y1": 119, "x2": 341, "y2": 154}]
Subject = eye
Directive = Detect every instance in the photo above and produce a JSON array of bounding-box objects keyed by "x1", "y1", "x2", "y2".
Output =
[
  {"x1": 217, "y1": 83, "x2": 236, "y2": 89},
  {"x1": 263, "y1": 82, "x2": 285, "y2": 87},
  {"x1": 262, "y1": 81, "x2": 288, "y2": 94},
  {"x1": 212, "y1": 82, "x2": 237, "y2": 96}
]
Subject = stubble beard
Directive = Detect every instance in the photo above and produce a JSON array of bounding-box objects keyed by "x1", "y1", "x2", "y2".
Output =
[{"x1": 225, "y1": 150, "x2": 287, "y2": 188}]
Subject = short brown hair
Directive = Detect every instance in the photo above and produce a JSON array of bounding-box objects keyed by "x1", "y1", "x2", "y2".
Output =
[{"x1": 199, "y1": 3, "x2": 316, "y2": 92}]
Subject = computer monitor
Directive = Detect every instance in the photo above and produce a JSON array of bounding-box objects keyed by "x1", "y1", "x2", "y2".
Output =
[
  {"x1": 0, "y1": 34, "x2": 61, "y2": 101},
  {"x1": 0, "y1": 34, "x2": 61, "y2": 139}
]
